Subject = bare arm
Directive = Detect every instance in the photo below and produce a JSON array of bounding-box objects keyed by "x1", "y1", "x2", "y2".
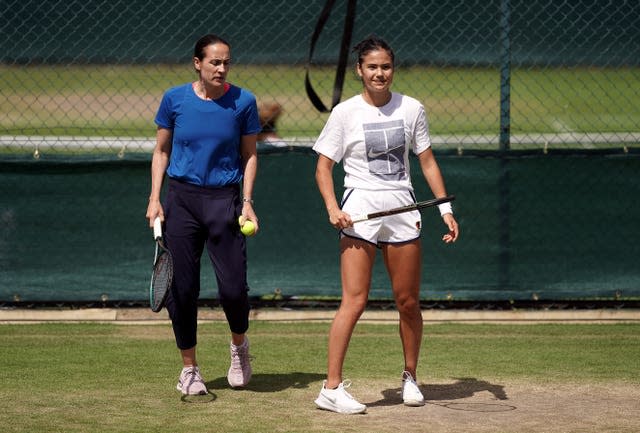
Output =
[
  {"x1": 145, "y1": 126, "x2": 172, "y2": 227},
  {"x1": 417, "y1": 148, "x2": 459, "y2": 243},
  {"x1": 239, "y1": 133, "x2": 259, "y2": 231},
  {"x1": 315, "y1": 154, "x2": 352, "y2": 229}
]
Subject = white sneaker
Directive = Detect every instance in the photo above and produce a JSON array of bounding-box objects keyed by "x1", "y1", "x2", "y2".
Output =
[
  {"x1": 402, "y1": 371, "x2": 425, "y2": 406},
  {"x1": 314, "y1": 380, "x2": 367, "y2": 414},
  {"x1": 176, "y1": 366, "x2": 207, "y2": 395},
  {"x1": 227, "y1": 338, "x2": 252, "y2": 388}
]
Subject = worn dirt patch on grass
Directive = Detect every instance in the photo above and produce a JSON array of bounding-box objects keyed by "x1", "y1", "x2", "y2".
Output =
[{"x1": 309, "y1": 380, "x2": 640, "y2": 433}]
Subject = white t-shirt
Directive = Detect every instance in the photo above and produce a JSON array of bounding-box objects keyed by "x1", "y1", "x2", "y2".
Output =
[{"x1": 313, "y1": 92, "x2": 431, "y2": 191}]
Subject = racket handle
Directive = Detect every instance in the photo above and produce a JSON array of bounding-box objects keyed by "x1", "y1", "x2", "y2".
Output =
[
  {"x1": 351, "y1": 214, "x2": 367, "y2": 223},
  {"x1": 153, "y1": 217, "x2": 162, "y2": 240}
]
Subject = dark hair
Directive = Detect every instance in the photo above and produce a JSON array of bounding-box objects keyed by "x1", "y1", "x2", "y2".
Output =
[
  {"x1": 193, "y1": 34, "x2": 230, "y2": 60},
  {"x1": 352, "y1": 35, "x2": 394, "y2": 66}
]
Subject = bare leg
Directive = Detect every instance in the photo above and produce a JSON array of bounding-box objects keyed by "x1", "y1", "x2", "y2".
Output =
[
  {"x1": 325, "y1": 237, "x2": 376, "y2": 388},
  {"x1": 383, "y1": 239, "x2": 423, "y2": 379},
  {"x1": 231, "y1": 332, "x2": 246, "y2": 346},
  {"x1": 180, "y1": 346, "x2": 197, "y2": 367}
]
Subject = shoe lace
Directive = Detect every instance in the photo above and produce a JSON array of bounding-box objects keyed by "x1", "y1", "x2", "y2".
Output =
[
  {"x1": 230, "y1": 345, "x2": 253, "y2": 369},
  {"x1": 340, "y1": 380, "x2": 357, "y2": 400},
  {"x1": 402, "y1": 371, "x2": 416, "y2": 383},
  {"x1": 182, "y1": 367, "x2": 203, "y2": 383}
]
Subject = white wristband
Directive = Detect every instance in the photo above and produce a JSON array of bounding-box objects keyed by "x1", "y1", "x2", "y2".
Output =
[{"x1": 438, "y1": 202, "x2": 453, "y2": 216}]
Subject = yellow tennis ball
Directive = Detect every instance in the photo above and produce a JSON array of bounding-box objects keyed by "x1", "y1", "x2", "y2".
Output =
[{"x1": 238, "y1": 216, "x2": 256, "y2": 236}]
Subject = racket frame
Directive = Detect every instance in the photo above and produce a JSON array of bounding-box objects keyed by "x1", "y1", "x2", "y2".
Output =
[
  {"x1": 149, "y1": 217, "x2": 173, "y2": 313},
  {"x1": 351, "y1": 195, "x2": 455, "y2": 223}
]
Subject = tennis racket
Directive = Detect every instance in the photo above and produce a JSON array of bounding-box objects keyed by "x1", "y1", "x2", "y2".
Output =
[
  {"x1": 351, "y1": 195, "x2": 455, "y2": 223},
  {"x1": 149, "y1": 217, "x2": 173, "y2": 313}
]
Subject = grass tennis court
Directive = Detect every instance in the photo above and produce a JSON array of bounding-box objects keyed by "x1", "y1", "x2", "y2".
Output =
[
  {"x1": 2, "y1": 64, "x2": 639, "y2": 142},
  {"x1": 1, "y1": 319, "x2": 638, "y2": 433}
]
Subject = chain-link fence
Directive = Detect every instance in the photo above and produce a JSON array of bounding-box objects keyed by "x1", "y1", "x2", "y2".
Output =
[
  {"x1": 1, "y1": 0, "x2": 639, "y2": 155},
  {"x1": 1, "y1": 0, "x2": 639, "y2": 304}
]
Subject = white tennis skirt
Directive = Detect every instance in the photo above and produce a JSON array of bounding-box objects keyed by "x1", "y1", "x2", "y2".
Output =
[{"x1": 340, "y1": 188, "x2": 421, "y2": 245}]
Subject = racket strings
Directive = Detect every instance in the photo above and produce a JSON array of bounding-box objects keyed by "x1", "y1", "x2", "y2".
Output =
[{"x1": 151, "y1": 253, "x2": 173, "y2": 310}]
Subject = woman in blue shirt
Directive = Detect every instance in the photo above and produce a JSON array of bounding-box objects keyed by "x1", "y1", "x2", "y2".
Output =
[{"x1": 146, "y1": 34, "x2": 261, "y2": 396}]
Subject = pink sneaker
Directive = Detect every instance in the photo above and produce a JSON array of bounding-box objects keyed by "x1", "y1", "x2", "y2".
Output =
[
  {"x1": 227, "y1": 338, "x2": 252, "y2": 388},
  {"x1": 176, "y1": 366, "x2": 207, "y2": 395}
]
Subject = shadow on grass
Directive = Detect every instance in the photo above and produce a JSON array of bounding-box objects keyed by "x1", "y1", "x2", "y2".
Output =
[
  {"x1": 366, "y1": 377, "x2": 508, "y2": 408},
  {"x1": 206, "y1": 372, "x2": 325, "y2": 393},
  {"x1": 181, "y1": 392, "x2": 218, "y2": 403}
]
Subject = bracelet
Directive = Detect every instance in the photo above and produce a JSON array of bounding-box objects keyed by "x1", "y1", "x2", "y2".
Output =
[
  {"x1": 438, "y1": 202, "x2": 453, "y2": 216},
  {"x1": 242, "y1": 197, "x2": 254, "y2": 204}
]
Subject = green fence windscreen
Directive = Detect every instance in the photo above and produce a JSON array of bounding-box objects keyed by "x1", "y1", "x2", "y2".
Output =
[{"x1": 1, "y1": 150, "x2": 639, "y2": 303}]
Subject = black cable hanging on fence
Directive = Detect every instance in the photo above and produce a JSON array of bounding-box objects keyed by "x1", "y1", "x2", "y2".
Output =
[{"x1": 305, "y1": 0, "x2": 357, "y2": 113}]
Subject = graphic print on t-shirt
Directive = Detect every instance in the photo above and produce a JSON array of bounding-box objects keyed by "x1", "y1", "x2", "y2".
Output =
[{"x1": 363, "y1": 119, "x2": 406, "y2": 181}]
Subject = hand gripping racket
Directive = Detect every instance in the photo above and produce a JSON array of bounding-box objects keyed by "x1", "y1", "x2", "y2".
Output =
[
  {"x1": 351, "y1": 195, "x2": 455, "y2": 223},
  {"x1": 149, "y1": 217, "x2": 174, "y2": 313}
]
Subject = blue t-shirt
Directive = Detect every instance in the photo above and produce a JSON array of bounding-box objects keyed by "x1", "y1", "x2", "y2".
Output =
[{"x1": 155, "y1": 83, "x2": 261, "y2": 187}]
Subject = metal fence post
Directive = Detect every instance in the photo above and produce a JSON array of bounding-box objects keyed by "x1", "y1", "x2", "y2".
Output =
[
  {"x1": 499, "y1": 0, "x2": 511, "y2": 290},
  {"x1": 499, "y1": 0, "x2": 511, "y2": 151}
]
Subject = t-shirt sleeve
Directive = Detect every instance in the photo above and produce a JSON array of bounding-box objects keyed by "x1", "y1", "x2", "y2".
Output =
[
  {"x1": 412, "y1": 103, "x2": 431, "y2": 155},
  {"x1": 312, "y1": 109, "x2": 345, "y2": 163},
  {"x1": 241, "y1": 92, "x2": 262, "y2": 135},
  {"x1": 154, "y1": 91, "x2": 174, "y2": 129}
]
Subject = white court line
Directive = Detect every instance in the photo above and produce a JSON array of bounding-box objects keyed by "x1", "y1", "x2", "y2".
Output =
[{"x1": 1, "y1": 307, "x2": 639, "y2": 324}]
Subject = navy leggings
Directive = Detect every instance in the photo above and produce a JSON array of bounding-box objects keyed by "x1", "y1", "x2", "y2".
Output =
[{"x1": 163, "y1": 179, "x2": 250, "y2": 350}]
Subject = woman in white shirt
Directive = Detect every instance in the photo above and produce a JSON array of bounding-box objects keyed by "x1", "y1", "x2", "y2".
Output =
[{"x1": 313, "y1": 35, "x2": 459, "y2": 414}]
